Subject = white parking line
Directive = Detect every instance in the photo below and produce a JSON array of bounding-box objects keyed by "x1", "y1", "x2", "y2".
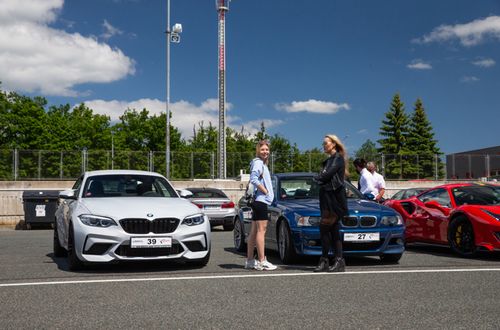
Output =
[{"x1": 1, "y1": 268, "x2": 500, "y2": 288}]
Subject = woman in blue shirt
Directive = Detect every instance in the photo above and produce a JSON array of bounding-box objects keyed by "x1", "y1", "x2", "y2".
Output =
[{"x1": 245, "y1": 140, "x2": 277, "y2": 271}]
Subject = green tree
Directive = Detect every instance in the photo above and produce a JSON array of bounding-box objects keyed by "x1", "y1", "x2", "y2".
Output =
[
  {"x1": 378, "y1": 93, "x2": 410, "y2": 179},
  {"x1": 406, "y1": 98, "x2": 443, "y2": 179}
]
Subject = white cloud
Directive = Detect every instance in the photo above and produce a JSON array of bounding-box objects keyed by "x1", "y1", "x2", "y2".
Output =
[
  {"x1": 275, "y1": 99, "x2": 350, "y2": 114},
  {"x1": 460, "y1": 76, "x2": 479, "y2": 83},
  {"x1": 414, "y1": 16, "x2": 500, "y2": 47},
  {"x1": 407, "y1": 60, "x2": 432, "y2": 70},
  {"x1": 472, "y1": 58, "x2": 495, "y2": 68},
  {"x1": 357, "y1": 129, "x2": 368, "y2": 134},
  {"x1": 0, "y1": 0, "x2": 135, "y2": 96},
  {"x1": 82, "y1": 98, "x2": 281, "y2": 139},
  {"x1": 101, "y1": 20, "x2": 123, "y2": 40}
]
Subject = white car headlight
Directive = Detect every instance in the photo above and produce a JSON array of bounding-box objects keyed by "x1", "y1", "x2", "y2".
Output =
[
  {"x1": 296, "y1": 214, "x2": 321, "y2": 226},
  {"x1": 79, "y1": 214, "x2": 117, "y2": 227},
  {"x1": 182, "y1": 214, "x2": 205, "y2": 226},
  {"x1": 381, "y1": 214, "x2": 403, "y2": 226}
]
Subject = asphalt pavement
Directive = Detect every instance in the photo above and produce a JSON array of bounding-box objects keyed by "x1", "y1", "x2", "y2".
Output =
[{"x1": 1, "y1": 228, "x2": 499, "y2": 329}]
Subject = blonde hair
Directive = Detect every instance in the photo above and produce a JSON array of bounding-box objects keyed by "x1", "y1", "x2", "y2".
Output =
[
  {"x1": 325, "y1": 134, "x2": 349, "y2": 177},
  {"x1": 255, "y1": 140, "x2": 270, "y2": 165}
]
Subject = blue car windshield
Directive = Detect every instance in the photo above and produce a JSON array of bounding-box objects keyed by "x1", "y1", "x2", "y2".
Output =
[{"x1": 278, "y1": 176, "x2": 363, "y2": 200}]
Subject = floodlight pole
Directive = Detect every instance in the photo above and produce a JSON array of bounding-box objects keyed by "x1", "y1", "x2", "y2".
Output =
[{"x1": 165, "y1": 0, "x2": 172, "y2": 179}]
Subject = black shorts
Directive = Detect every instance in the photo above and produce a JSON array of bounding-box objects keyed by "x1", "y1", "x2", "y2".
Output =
[{"x1": 251, "y1": 201, "x2": 269, "y2": 221}]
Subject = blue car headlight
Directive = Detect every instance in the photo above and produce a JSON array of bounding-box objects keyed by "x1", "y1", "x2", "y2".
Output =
[
  {"x1": 381, "y1": 214, "x2": 403, "y2": 226},
  {"x1": 182, "y1": 214, "x2": 205, "y2": 226},
  {"x1": 79, "y1": 214, "x2": 117, "y2": 227},
  {"x1": 295, "y1": 214, "x2": 321, "y2": 226}
]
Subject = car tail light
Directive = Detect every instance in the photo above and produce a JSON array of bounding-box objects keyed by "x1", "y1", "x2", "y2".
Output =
[
  {"x1": 193, "y1": 202, "x2": 203, "y2": 208},
  {"x1": 221, "y1": 201, "x2": 235, "y2": 208}
]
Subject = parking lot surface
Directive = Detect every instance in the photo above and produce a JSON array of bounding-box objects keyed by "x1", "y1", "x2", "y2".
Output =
[{"x1": 1, "y1": 228, "x2": 499, "y2": 329}]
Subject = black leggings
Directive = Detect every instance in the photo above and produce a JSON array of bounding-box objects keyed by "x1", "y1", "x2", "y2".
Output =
[{"x1": 320, "y1": 221, "x2": 342, "y2": 259}]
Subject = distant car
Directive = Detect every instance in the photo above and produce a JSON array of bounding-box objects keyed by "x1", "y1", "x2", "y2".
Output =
[
  {"x1": 233, "y1": 173, "x2": 405, "y2": 264},
  {"x1": 54, "y1": 170, "x2": 211, "y2": 270},
  {"x1": 385, "y1": 182, "x2": 500, "y2": 257},
  {"x1": 186, "y1": 187, "x2": 236, "y2": 231},
  {"x1": 384, "y1": 187, "x2": 430, "y2": 208}
]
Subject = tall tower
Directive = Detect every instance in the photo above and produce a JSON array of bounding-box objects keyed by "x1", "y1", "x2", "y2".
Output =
[{"x1": 216, "y1": 0, "x2": 230, "y2": 179}]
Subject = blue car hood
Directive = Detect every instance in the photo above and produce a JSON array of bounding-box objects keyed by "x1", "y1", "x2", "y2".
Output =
[{"x1": 278, "y1": 198, "x2": 393, "y2": 216}]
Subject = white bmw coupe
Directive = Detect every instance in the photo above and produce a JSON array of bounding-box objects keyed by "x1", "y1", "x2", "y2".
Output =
[{"x1": 54, "y1": 170, "x2": 210, "y2": 270}]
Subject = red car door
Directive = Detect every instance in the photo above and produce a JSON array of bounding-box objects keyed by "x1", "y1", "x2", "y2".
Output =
[{"x1": 415, "y1": 188, "x2": 452, "y2": 244}]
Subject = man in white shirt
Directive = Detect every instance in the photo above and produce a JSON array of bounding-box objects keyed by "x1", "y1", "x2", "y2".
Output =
[
  {"x1": 367, "y1": 161, "x2": 386, "y2": 202},
  {"x1": 353, "y1": 158, "x2": 377, "y2": 200}
]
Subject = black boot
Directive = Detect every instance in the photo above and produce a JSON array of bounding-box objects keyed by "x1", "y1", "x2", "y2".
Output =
[
  {"x1": 313, "y1": 257, "x2": 329, "y2": 272},
  {"x1": 328, "y1": 257, "x2": 345, "y2": 272}
]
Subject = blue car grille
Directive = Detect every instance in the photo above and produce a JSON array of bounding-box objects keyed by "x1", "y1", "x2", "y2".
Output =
[
  {"x1": 341, "y1": 216, "x2": 377, "y2": 228},
  {"x1": 119, "y1": 218, "x2": 180, "y2": 234}
]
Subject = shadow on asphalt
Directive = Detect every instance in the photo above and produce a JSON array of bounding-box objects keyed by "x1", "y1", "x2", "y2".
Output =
[
  {"x1": 221, "y1": 246, "x2": 394, "y2": 270},
  {"x1": 47, "y1": 253, "x2": 209, "y2": 274},
  {"x1": 405, "y1": 244, "x2": 500, "y2": 261}
]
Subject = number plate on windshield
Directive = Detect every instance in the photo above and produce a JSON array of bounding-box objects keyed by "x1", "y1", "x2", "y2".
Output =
[
  {"x1": 344, "y1": 233, "x2": 380, "y2": 242},
  {"x1": 130, "y1": 237, "x2": 172, "y2": 248}
]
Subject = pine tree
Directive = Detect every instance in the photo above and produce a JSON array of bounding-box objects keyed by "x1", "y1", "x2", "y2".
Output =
[
  {"x1": 378, "y1": 93, "x2": 410, "y2": 179},
  {"x1": 407, "y1": 98, "x2": 443, "y2": 179}
]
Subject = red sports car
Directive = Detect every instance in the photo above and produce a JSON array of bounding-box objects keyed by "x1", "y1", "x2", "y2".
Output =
[{"x1": 386, "y1": 183, "x2": 500, "y2": 256}]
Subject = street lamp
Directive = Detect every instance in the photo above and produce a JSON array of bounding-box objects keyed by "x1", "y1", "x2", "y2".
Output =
[
  {"x1": 111, "y1": 130, "x2": 115, "y2": 170},
  {"x1": 165, "y1": 0, "x2": 182, "y2": 179}
]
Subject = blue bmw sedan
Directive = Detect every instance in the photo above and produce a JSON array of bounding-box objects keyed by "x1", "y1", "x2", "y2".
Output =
[{"x1": 233, "y1": 173, "x2": 405, "y2": 264}]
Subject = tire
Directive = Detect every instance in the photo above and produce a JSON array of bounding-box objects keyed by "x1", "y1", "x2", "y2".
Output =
[
  {"x1": 67, "y1": 224, "x2": 84, "y2": 271},
  {"x1": 278, "y1": 220, "x2": 297, "y2": 264},
  {"x1": 380, "y1": 253, "x2": 402, "y2": 264},
  {"x1": 448, "y1": 216, "x2": 477, "y2": 257},
  {"x1": 188, "y1": 247, "x2": 210, "y2": 267},
  {"x1": 233, "y1": 218, "x2": 246, "y2": 252},
  {"x1": 53, "y1": 220, "x2": 67, "y2": 257},
  {"x1": 223, "y1": 223, "x2": 234, "y2": 231}
]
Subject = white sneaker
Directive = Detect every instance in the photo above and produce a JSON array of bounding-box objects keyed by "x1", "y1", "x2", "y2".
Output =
[
  {"x1": 255, "y1": 258, "x2": 277, "y2": 271},
  {"x1": 244, "y1": 259, "x2": 256, "y2": 269}
]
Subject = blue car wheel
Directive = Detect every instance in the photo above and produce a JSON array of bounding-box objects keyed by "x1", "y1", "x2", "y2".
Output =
[{"x1": 278, "y1": 221, "x2": 298, "y2": 264}]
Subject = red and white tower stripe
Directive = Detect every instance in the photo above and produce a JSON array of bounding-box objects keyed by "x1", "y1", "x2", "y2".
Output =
[{"x1": 217, "y1": 0, "x2": 229, "y2": 179}]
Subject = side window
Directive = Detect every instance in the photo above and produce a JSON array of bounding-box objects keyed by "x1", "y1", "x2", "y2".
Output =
[
  {"x1": 72, "y1": 176, "x2": 84, "y2": 197},
  {"x1": 419, "y1": 188, "x2": 451, "y2": 207},
  {"x1": 392, "y1": 191, "x2": 404, "y2": 200}
]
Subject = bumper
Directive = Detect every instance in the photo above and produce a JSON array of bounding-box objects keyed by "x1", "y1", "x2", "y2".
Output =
[
  {"x1": 292, "y1": 226, "x2": 405, "y2": 256},
  {"x1": 72, "y1": 217, "x2": 211, "y2": 263},
  {"x1": 208, "y1": 215, "x2": 235, "y2": 226},
  {"x1": 474, "y1": 221, "x2": 500, "y2": 251}
]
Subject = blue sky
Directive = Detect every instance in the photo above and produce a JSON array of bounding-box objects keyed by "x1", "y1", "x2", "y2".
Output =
[{"x1": 1, "y1": 0, "x2": 500, "y2": 155}]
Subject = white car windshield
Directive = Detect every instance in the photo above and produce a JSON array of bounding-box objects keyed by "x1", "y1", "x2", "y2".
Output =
[{"x1": 82, "y1": 174, "x2": 177, "y2": 198}]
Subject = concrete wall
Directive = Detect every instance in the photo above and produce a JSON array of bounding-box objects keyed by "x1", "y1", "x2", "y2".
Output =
[{"x1": 0, "y1": 179, "x2": 444, "y2": 228}]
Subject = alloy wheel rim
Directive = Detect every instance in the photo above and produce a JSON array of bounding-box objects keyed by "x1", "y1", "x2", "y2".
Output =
[
  {"x1": 234, "y1": 222, "x2": 241, "y2": 247},
  {"x1": 455, "y1": 222, "x2": 473, "y2": 253},
  {"x1": 279, "y1": 225, "x2": 286, "y2": 260}
]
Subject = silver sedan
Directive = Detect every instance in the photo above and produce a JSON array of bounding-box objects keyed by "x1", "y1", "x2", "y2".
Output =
[{"x1": 185, "y1": 187, "x2": 236, "y2": 231}]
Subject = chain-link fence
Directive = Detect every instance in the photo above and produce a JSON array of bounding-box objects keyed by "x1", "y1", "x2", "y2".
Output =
[{"x1": 1, "y1": 149, "x2": 498, "y2": 181}]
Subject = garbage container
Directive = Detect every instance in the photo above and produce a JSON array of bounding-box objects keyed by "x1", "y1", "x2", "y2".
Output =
[{"x1": 22, "y1": 190, "x2": 60, "y2": 229}]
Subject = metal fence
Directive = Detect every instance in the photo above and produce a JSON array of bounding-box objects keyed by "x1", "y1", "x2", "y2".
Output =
[{"x1": 1, "y1": 149, "x2": 498, "y2": 181}]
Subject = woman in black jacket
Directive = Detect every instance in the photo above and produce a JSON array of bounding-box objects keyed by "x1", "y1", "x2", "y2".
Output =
[{"x1": 313, "y1": 134, "x2": 349, "y2": 272}]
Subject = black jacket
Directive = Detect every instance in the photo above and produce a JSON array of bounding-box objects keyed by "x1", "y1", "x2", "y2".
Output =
[{"x1": 314, "y1": 153, "x2": 345, "y2": 191}]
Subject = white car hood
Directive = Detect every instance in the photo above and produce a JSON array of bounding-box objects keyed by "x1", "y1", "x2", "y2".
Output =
[{"x1": 79, "y1": 197, "x2": 201, "y2": 220}]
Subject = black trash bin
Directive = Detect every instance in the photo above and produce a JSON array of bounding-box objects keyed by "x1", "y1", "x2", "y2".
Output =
[{"x1": 22, "y1": 190, "x2": 60, "y2": 229}]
